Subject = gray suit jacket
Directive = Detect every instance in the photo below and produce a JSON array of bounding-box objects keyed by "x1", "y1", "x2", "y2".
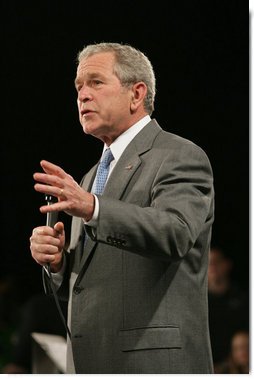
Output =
[{"x1": 46, "y1": 119, "x2": 214, "y2": 373}]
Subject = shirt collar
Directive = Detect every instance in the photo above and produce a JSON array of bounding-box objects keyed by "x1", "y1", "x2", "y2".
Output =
[{"x1": 102, "y1": 115, "x2": 151, "y2": 162}]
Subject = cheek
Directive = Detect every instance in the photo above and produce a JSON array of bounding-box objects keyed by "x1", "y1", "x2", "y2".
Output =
[
  {"x1": 77, "y1": 99, "x2": 82, "y2": 111},
  {"x1": 98, "y1": 99, "x2": 119, "y2": 121},
  {"x1": 77, "y1": 100, "x2": 81, "y2": 116},
  {"x1": 112, "y1": 95, "x2": 131, "y2": 114}
]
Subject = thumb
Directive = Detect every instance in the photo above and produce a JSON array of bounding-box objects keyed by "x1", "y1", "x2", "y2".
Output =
[{"x1": 54, "y1": 221, "x2": 65, "y2": 235}]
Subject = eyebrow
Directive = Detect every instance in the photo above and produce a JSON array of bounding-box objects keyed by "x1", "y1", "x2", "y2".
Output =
[{"x1": 74, "y1": 72, "x2": 106, "y2": 87}]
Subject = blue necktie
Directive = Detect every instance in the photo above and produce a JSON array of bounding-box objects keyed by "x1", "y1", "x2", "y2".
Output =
[
  {"x1": 92, "y1": 148, "x2": 114, "y2": 195},
  {"x1": 83, "y1": 148, "x2": 114, "y2": 251}
]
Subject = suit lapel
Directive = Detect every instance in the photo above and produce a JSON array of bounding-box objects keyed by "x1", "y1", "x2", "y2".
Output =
[
  {"x1": 102, "y1": 154, "x2": 141, "y2": 199},
  {"x1": 77, "y1": 119, "x2": 162, "y2": 273},
  {"x1": 103, "y1": 119, "x2": 162, "y2": 199}
]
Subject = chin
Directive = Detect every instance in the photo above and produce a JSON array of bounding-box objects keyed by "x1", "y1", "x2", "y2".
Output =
[
  {"x1": 82, "y1": 125, "x2": 89, "y2": 134},
  {"x1": 82, "y1": 124, "x2": 100, "y2": 138},
  {"x1": 81, "y1": 122, "x2": 92, "y2": 135}
]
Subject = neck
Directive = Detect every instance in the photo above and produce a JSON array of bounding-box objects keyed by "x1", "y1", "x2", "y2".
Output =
[{"x1": 101, "y1": 113, "x2": 149, "y2": 146}]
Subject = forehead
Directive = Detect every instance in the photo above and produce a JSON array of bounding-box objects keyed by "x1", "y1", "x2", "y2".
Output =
[{"x1": 76, "y1": 52, "x2": 116, "y2": 78}]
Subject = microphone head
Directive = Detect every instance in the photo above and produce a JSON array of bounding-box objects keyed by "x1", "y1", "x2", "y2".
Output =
[
  {"x1": 45, "y1": 194, "x2": 53, "y2": 203},
  {"x1": 45, "y1": 194, "x2": 57, "y2": 204}
]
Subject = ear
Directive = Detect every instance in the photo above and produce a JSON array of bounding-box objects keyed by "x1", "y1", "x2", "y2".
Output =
[{"x1": 130, "y1": 82, "x2": 147, "y2": 112}]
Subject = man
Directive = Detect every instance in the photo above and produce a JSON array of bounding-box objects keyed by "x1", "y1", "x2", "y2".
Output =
[{"x1": 30, "y1": 42, "x2": 214, "y2": 373}]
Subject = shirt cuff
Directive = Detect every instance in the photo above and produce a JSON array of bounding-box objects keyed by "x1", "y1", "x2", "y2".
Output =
[{"x1": 84, "y1": 194, "x2": 99, "y2": 227}]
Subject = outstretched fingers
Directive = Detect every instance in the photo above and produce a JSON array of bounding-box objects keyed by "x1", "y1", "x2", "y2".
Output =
[{"x1": 40, "y1": 160, "x2": 67, "y2": 179}]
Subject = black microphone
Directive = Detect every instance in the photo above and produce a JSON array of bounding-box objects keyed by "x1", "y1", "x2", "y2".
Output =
[
  {"x1": 44, "y1": 194, "x2": 58, "y2": 273},
  {"x1": 45, "y1": 194, "x2": 58, "y2": 227}
]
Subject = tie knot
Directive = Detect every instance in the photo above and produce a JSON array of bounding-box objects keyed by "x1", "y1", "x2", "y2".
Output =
[{"x1": 101, "y1": 148, "x2": 114, "y2": 168}]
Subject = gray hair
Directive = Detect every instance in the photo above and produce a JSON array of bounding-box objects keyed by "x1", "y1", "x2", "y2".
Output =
[{"x1": 77, "y1": 42, "x2": 156, "y2": 115}]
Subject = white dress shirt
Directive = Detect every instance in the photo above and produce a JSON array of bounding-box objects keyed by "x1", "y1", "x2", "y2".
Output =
[{"x1": 86, "y1": 114, "x2": 151, "y2": 226}]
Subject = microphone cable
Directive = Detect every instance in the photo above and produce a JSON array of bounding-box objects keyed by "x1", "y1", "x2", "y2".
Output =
[
  {"x1": 45, "y1": 195, "x2": 71, "y2": 340},
  {"x1": 45, "y1": 263, "x2": 71, "y2": 340}
]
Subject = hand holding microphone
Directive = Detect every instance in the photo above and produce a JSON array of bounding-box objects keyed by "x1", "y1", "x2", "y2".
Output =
[
  {"x1": 31, "y1": 158, "x2": 94, "y2": 272},
  {"x1": 30, "y1": 196, "x2": 65, "y2": 273},
  {"x1": 44, "y1": 194, "x2": 64, "y2": 272}
]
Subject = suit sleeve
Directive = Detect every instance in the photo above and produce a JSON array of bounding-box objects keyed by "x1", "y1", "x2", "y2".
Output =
[{"x1": 85, "y1": 142, "x2": 214, "y2": 262}]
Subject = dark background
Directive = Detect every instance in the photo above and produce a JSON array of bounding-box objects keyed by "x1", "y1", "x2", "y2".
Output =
[{"x1": 1, "y1": 1, "x2": 248, "y2": 299}]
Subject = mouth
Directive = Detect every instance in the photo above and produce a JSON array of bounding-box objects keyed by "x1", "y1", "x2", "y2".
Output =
[{"x1": 81, "y1": 109, "x2": 94, "y2": 117}]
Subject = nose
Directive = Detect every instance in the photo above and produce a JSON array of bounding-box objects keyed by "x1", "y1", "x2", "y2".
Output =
[{"x1": 78, "y1": 85, "x2": 92, "y2": 103}]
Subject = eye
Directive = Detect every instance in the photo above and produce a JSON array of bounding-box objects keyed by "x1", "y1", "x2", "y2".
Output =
[
  {"x1": 90, "y1": 79, "x2": 103, "y2": 87},
  {"x1": 75, "y1": 83, "x2": 82, "y2": 92}
]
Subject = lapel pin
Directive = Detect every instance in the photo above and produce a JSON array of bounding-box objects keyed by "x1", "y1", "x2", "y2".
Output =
[{"x1": 125, "y1": 164, "x2": 133, "y2": 170}]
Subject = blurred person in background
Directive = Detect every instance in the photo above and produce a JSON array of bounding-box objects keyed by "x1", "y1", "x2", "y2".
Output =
[
  {"x1": 1, "y1": 293, "x2": 67, "y2": 374},
  {"x1": 0, "y1": 274, "x2": 25, "y2": 371},
  {"x1": 208, "y1": 246, "x2": 249, "y2": 369},
  {"x1": 214, "y1": 330, "x2": 249, "y2": 374}
]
